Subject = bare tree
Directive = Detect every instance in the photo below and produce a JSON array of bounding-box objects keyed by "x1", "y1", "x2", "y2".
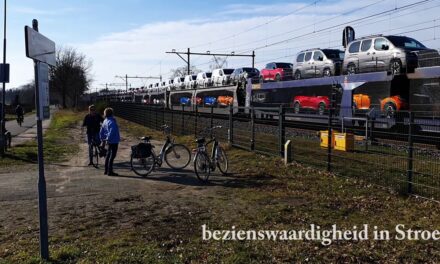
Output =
[
  {"x1": 170, "y1": 65, "x2": 202, "y2": 79},
  {"x1": 209, "y1": 57, "x2": 228, "y2": 71},
  {"x1": 49, "y1": 47, "x2": 93, "y2": 108}
]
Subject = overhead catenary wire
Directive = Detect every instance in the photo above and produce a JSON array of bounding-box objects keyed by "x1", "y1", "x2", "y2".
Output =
[
  {"x1": 235, "y1": 0, "x2": 435, "y2": 55},
  {"x1": 188, "y1": 0, "x2": 324, "y2": 50}
]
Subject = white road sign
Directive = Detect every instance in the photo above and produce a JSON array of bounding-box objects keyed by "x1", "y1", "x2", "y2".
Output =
[{"x1": 25, "y1": 26, "x2": 56, "y2": 66}]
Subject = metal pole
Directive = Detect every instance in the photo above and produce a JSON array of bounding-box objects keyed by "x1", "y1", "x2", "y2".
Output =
[
  {"x1": 407, "y1": 112, "x2": 414, "y2": 194},
  {"x1": 0, "y1": 0, "x2": 6, "y2": 156},
  {"x1": 228, "y1": 104, "x2": 233, "y2": 145},
  {"x1": 187, "y1": 48, "x2": 190, "y2": 75},
  {"x1": 250, "y1": 106, "x2": 255, "y2": 151},
  {"x1": 327, "y1": 92, "x2": 333, "y2": 172},
  {"x1": 125, "y1": 74, "x2": 128, "y2": 93},
  {"x1": 194, "y1": 104, "x2": 198, "y2": 137},
  {"x1": 181, "y1": 104, "x2": 185, "y2": 135},
  {"x1": 210, "y1": 105, "x2": 214, "y2": 138},
  {"x1": 279, "y1": 105, "x2": 285, "y2": 157},
  {"x1": 32, "y1": 19, "x2": 49, "y2": 261},
  {"x1": 252, "y1": 51, "x2": 255, "y2": 68}
]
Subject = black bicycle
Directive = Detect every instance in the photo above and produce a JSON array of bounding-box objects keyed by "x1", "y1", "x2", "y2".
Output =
[
  {"x1": 130, "y1": 125, "x2": 191, "y2": 177},
  {"x1": 91, "y1": 138, "x2": 103, "y2": 167},
  {"x1": 193, "y1": 126, "x2": 229, "y2": 182}
]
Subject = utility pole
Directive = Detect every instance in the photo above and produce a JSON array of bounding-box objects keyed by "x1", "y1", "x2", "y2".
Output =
[
  {"x1": 166, "y1": 49, "x2": 255, "y2": 75},
  {"x1": 0, "y1": 0, "x2": 6, "y2": 156}
]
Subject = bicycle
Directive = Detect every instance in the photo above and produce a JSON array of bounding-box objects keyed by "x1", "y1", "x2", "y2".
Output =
[
  {"x1": 193, "y1": 126, "x2": 229, "y2": 182},
  {"x1": 130, "y1": 125, "x2": 191, "y2": 177},
  {"x1": 90, "y1": 138, "x2": 103, "y2": 167}
]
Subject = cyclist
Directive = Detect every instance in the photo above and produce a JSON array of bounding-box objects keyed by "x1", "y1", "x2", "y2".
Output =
[
  {"x1": 82, "y1": 105, "x2": 104, "y2": 166},
  {"x1": 15, "y1": 104, "x2": 24, "y2": 124}
]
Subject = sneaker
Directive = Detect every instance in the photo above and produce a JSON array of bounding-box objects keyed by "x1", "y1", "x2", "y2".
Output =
[{"x1": 108, "y1": 172, "x2": 119, "y2": 176}]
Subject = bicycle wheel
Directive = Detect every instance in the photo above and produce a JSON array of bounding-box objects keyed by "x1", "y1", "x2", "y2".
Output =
[
  {"x1": 92, "y1": 145, "x2": 99, "y2": 167},
  {"x1": 131, "y1": 152, "x2": 155, "y2": 177},
  {"x1": 194, "y1": 152, "x2": 211, "y2": 182},
  {"x1": 164, "y1": 144, "x2": 191, "y2": 170},
  {"x1": 216, "y1": 146, "x2": 229, "y2": 175}
]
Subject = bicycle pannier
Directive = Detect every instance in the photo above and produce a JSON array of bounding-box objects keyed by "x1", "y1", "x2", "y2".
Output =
[{"x1": 132, "y1": 143, "x2": 152, "y2": 158}]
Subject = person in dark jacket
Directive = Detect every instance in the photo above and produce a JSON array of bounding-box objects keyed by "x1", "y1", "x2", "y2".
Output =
[
  {"x1": 100, "y1": 107, "x2": 120, "y2": 176},
  {"x1": 82, "y1": 105, "x2": 104, "y2": 166}
]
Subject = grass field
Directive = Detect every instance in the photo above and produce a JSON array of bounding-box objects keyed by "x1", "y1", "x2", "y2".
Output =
[{"x1": 2, "y1": 116, "x2": 440, "y2": 263}]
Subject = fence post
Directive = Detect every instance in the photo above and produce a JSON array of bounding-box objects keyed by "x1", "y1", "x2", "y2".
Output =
[
  {"x1": 228, "y1": 105, "x2": 233, "y2": 145},
  {"x1": 327, "y1": 97, "x2": 333, "y2": 172},
  {"x1": 278, "y1": 105, "x2": 285, "y2": 157},
  {"x1": 210, "y1": 106, "x2": 214, "y2": 138},
  {"x1": 170, "y1": 106, "x2": 174, "y2": 134},
  {"x1": 154, "y1": 107, "x2": 159, "y2": 130},
  {"x1": 181, "y1": 104, "x2": 185, "y2": 135},
  {"x1": 162, "y1": 105, "x2": 165, "y2": 127},
  {"x1": 407, "y1": 112, "x2": 414, "y2": 195},
  {"x1": 250, "y1": 106, "x2": 255, "y2": 151},
  {"x1": 194, "y1": 104, "x2": 198, "y2": 137}
]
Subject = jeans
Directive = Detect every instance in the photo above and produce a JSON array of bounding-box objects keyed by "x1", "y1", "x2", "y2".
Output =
[
  {"x1": 105, "y1": 143, "x2": 119, "y2": 174},
  {"x1": 87, "y1": 133, "x2": 101, "y2": 163}
]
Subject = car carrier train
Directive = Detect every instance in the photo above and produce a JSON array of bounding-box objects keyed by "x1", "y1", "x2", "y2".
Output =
[{"x1": 99, "y1": 27, "x2": 440, "y2": 134}]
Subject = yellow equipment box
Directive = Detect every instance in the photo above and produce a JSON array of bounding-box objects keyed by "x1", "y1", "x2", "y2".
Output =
[
  {"x1": 320, "y1": 130, "x2": 335, "y2": 148},
  {"x1": 334, "y1": 133, "x2": 355, "y2": 152}
]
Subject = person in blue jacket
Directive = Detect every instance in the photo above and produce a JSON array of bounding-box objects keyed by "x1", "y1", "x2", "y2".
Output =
[{"x1": 100, "y1": 107, "x2": 121, "y2": 176}]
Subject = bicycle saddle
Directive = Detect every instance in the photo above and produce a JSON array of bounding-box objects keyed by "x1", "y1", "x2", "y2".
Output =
[{"x1": 140, "y1": 136, "x2": 151, "y2": 141}]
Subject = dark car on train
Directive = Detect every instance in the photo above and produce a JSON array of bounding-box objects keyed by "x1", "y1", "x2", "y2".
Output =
[{"x1": 230, "y1": 67, "x2": 260, "y2": 84}]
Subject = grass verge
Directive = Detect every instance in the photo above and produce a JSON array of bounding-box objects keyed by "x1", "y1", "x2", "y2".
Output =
[
  {"x1": 2, "y1": 116, "x2": 440, "y2": 263},
  {"x1": 0, "y1": 110, "x2": 83, "y2": 168}
]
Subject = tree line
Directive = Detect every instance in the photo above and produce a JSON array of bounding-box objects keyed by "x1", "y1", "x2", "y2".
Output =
[{"x1": 7, "y1": 46, "x2": 92, "y2": 109}]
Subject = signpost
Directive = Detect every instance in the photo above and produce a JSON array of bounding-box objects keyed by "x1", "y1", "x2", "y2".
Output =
[{"x1": 24, "y1": 19, "x2": 55, "y2": 261}]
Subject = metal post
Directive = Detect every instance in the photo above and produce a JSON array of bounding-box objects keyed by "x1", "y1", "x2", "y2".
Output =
[
  {"x1": 278, "y1": 105, "x2": 285, "y2": 157},
  {"x1": 170, "y1": 106, "x2": 174, "y2": 134},
  {"x1": 407, "y1": 112, "x2": 414, "y2": 194},
  {"x1": 32, "y1": 20, "x2": 49, "y2": 261},
  {"x1": 228, "y1": 105, "x2": 233, "y2": 145},
  {"x1": 327, "y1": 100, "x2": 333, "y2": 172},
  {"x1": 0, "y1": 0, "x2": 6, "y2": 156},
  {"x1": 181, "y1": 104, "x2": 185, "y2": 135},
  {"x1": 155, "y1": 105, "x2": 158, "y2": 130},
  {"x1": 250, "y1": 106, "x2": 255, "y2": 151},
  {"x1": 252, "y1": 51, "x2": 255, "y2": 68},
  {"x1": 194, "y1": 104, "x2": 198, "y2": 137},
  {"x1": 210, "y1": 105, "x2": 214, "y2": 138},
  {"x1": 125, "y1": 74, "x2": 128, "y2": 93},
  {"x1": 187, "y1": 48, "x2": 190, "y2": 75}
]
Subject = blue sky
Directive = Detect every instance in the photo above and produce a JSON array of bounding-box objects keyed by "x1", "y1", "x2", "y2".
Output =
[{"x1": 6, "y1": 0, "x2": 440, "y2": 89}]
